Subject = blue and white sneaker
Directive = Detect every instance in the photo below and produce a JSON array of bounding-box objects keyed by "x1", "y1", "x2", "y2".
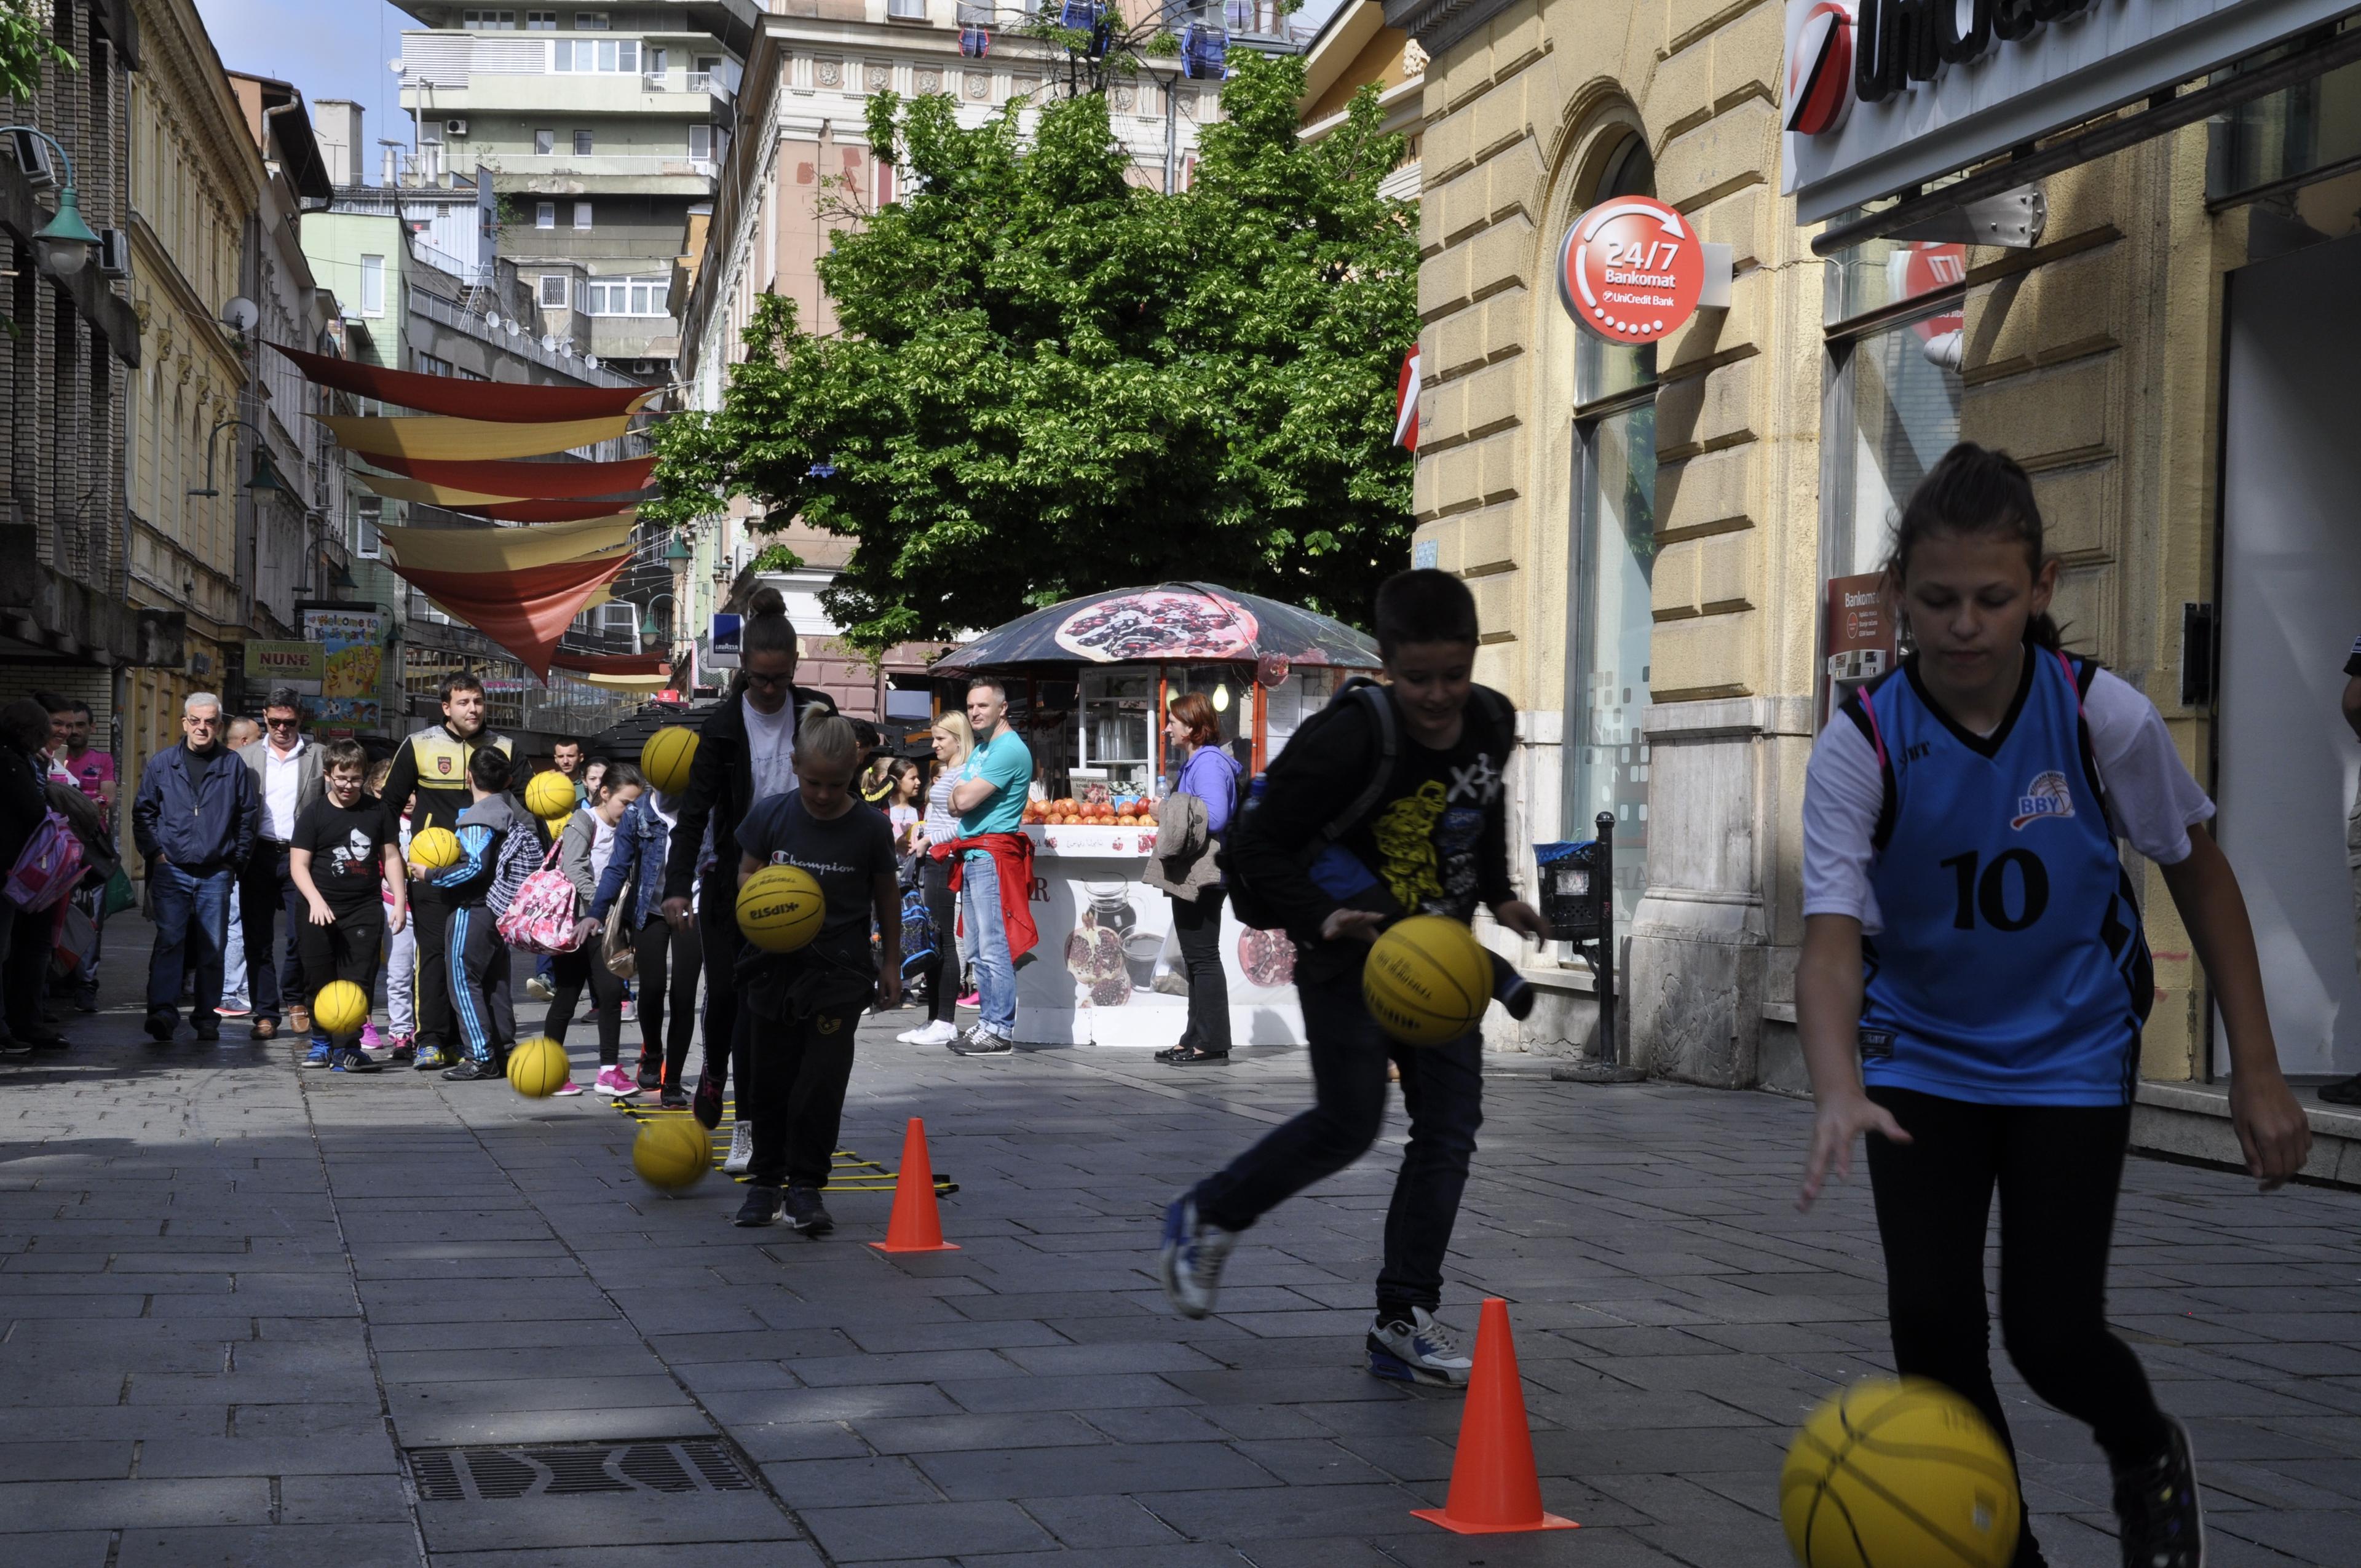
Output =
[
  {"x1": 331, "y1": 1047, "x2": 381, "y2": 1074},
  {"x1": 301, "y1": 1040, "x2": 333, "y2": 1069},
  {"x1": 1367, "y1": 1307, "x2": 1473, "y2": 1387},
  {"x1": 1158, "y1": 1190, "x2": 1238, "y2": 1320}
]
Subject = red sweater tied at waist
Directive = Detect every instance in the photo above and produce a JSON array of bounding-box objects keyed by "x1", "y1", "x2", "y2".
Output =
[{"x1": 930, "y1": 831, "x2": 1037, "y2": 962}]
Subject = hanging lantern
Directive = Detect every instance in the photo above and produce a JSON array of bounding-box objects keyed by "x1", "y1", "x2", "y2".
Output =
[
  {"x1": 1211, "y1": 683, "x2": 1231, "y2": 715},
  {"x1": 959, "y1": 24, "x2": 990, "y2": 57},
  {"x1": 1182, "y1": 23, "x2": 1228, "y2": 81}
]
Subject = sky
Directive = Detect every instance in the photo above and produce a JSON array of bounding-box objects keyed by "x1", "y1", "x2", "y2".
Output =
[{"x1": 194, "y1": 0, "x2": 413, "y2": 181}]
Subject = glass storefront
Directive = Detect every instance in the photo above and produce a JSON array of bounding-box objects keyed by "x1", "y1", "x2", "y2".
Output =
[{"x1": 1566, "y1": 403, "x2": 1656, "y2": 928}]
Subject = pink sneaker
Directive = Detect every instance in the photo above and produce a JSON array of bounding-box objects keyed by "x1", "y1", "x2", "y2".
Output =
[
  {"x1": 593, "y1": 1066, "x2": 637, "y2": 1098},
  {"x1": 361, "y1": 1021, "x2": 384, "y2": 1051},
  {"x1": 552, "y1": 1077, "x2": 583, "y2": 1097},
  {"x1": 957, "y1": 991, "x2": 980, "y2": 1010}
]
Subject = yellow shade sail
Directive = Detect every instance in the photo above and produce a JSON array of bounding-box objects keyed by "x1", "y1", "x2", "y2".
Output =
[
  {"x1": 355, "y1": 472, "x2": 529, "y2": 507},
  {"x1": 378, "y1": 516, "x2": 637, "y2": 573},
  {"x1": 584, "y1": 671, "x2": 673, "y2": 690},
  {"x1": 583, "y1": 585, "x2": 616, "y2": 611},
  {"x1": 323, "y1": 413, "x2": 635, "y2": 461}
]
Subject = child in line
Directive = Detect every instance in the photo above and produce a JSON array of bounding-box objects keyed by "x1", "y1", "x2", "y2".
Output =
[
  {"x1": 548, "y1": 762, "x2": 646, "y2": 1098},
  {"x1": 368, "y1": 762, "x2": 417, "y2": 1062},
  {"x1": 290, "y1": 740, "x2": 407, "y2": 1073},
  {"x1": 427, "y1": 748, "x2": 547, "y2": 1082},
  {"x1": 1796, "y1": 443, "x2": 2312, "y2": 1568},
  {"x1": 1158, "y1": 569, "x2": 1549, "y2": 1387},
  {"x1": 592, "y1": 783, "x2": 702, "y2": 1107},
  {"x1": 729, "y1": 715, "x2": 901, "y2": 1233}
]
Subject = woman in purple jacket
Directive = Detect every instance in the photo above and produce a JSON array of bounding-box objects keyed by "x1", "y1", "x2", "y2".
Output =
[{"x1": 1155, "y1": 692, "x2": 1244, "y2": 1064}]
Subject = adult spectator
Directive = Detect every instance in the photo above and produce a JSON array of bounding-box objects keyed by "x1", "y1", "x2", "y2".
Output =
[
  {"x1": 133, "y1": 693, "x2": 258, "y2": 1044},
  {"x1": 1149, "y1": 691, "x2": 1244, "y2": 1065},
  {"x1": 0, "y1": 700, "x2": 63, "y2": 1054},
  {"x1": 379, "y1": 674, "x2": 513, "y2": 1071},
  {"x1": 939, "y1": 677, "x2": 1034, "y2": 1056},
  {"x1": 897, "y1": 712, "x2": 972, "y2": 1048},
  {"x1": 218, "y1": 716, "x2": 261, "y2": 1017},
  {"x1": 661, "y1": 588, "x2": 837, "y2": 1143},
  {"x1": 553, "y1": 738, "x2": 586, "y2": 807},
  {"x1": 235, "y1": 688, "x2": 324, "y2": 1042},
  {"x1": 40, "y1": 695, "x2": 114, "y2": 1015}
]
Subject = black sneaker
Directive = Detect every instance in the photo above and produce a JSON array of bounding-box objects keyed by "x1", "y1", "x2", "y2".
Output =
[
  {"x1": 659, "y1": 1085, "x2": 688, "y2": 1110},
  {"x1": 144, "y1": 1012, "x2": 176, "y2": 1043},
  {"x1": 782, "y1": 1186, "x2": 834, "y2": 1236},
  {"x1": 692, "y1": 1075, "x2": 724, "y2": 1130},
  {"x1": 949, "y1": 1027, "x2": 1013, "y2": 1056},
  {"x1": 2318, "y1": 1072, "x2": 2361, "y2": 1106},
  {"x1": 2112, "y1": 1416, "x2": 2202, "y2": 1568},
  {"x1": 0, "y1": 1036, "x2": 31, "y2": 1058},
  {"x1": 441, "y1": 1058, "x2": 503, "y2": 1082},
  {"x1": 192, "y1": 1022, "x2": 219, "y2": 1043},
  {"x1": 733, "y1": 1185, "x2": 783, "y2": 1227},
  {"x1": 636, "y1": 1056, "x2": 662, "y2": 1093},
  {"x1": 72, "y1": 993, "x2": 96, "y2": 1015},
  {"x1": 332, "y1": 1047, "x2": 382, "y2": 1074}
]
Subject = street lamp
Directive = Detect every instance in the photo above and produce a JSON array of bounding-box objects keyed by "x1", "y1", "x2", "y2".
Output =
[
  {"x1": 0, "y1": 126, "x2": 101, "y2": 279},
  {"x1": 186, "y1": 419, "x2": 277, "y2": 498},
  {"x1": 639, "y1": 591, "x2": 676, "y2": 641}
]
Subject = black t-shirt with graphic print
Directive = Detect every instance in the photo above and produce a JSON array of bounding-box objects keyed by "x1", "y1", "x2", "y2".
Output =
[
  {"x1": 293, "y1": 795, "x2": 397, "y2": 913},
  {"x1": 1229, "y1": 684, "x2": 1516, "y2": 984},
  {"x1": 734, "y1": 790, "x2": 897, "y2": 982}
]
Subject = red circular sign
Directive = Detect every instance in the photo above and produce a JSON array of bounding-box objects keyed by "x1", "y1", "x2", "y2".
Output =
[{"x1": 1557, "y1": 196, "x2": 1706, "y2": 347}]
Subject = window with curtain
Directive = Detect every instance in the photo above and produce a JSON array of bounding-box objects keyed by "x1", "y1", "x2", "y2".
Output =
[{"x1": 359, "y1": 253, "x2": 384, "y2": 316}]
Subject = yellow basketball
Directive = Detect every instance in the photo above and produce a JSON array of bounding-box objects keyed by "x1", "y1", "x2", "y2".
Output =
[
  {"x1": 311, "y1": 980, "x2": 369, "y2": 1039},
  {"x1": 737, "y1": 863, "x2": 825, "y2": 953},
  {"x1": 507, "y1": 1035, "x2": 572, "y2": 1099},
  {"x1": 409, "y1": 825, "x2": 461, "y2": 870},
  {"x1": 1781, "y1": 1378, "x2": 2020, "y2": 1568},
  {"x1": 542, "y1": 814, "x2": 572, "y2": 839},
  {"x1": 641, "y1": 726, "x2": 698, "y2": 796},
  {"x1": 632, "y1": 1117, "x2": 711, "y2": 1192},
  {"x1": 524, "y1": 769, "x2": 577, "y2": 818},
  {"x1": 1361, "y1": 914, "x2": 1493, "y2": 1046}
]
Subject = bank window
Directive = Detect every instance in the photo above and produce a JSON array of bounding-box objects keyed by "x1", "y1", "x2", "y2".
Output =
[
  {"x1": 1820, "y1": 239, "x2": 1966, "y2": 717},
  {"x1": 1564, "y1": 133, "x2": 1658, "y2": 932},
  {"x1": 358, "y1": 253, "x2": 384, "y2": 316},
  {"x1": 2209, "y1": 30, "x2": 2361, "y2": 234}
]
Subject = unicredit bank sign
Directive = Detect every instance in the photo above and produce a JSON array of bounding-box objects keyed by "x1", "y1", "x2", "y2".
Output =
[{"x1": 1782, "y1": 0, "x2": 2361, "y2": 223}]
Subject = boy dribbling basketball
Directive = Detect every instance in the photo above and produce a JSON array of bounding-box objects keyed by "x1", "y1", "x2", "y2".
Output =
[
  {"x1": 1797, "y1": 444, "x2": 2312, "y2": 1568},
  {"x1": 1158, "y1": 569, "x2": 1549, "y2": 1386}
]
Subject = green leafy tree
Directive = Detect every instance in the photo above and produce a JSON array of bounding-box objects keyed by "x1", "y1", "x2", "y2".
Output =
[
  {"x1": 647, "y1": 52, "x2": 1418, "y2": 651},
  {"x1": 1, "y1": 1, "x2": 76, "y2": 103}
]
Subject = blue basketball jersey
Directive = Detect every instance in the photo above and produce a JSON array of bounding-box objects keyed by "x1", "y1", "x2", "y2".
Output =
[{"x1": 1842, "y1": 648, "x2": 2153, "y2": 1106}]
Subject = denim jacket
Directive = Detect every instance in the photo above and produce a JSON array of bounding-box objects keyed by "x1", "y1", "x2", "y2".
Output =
[{"x1": 591, "y1": 792, "x2": 672, "y2": 928}]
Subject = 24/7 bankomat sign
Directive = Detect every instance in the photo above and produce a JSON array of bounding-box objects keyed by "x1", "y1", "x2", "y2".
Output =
[{"x1": 1781, "y1": 0, "x2": 2361, "y2": 223}]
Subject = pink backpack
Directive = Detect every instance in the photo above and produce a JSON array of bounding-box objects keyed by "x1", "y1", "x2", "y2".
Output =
[
  {"x1": 7, "y1": 810, "x2": 85, "y2": 912},
  {"x1": 496, "y1": 839, "x2": 584, "y2": 953}
]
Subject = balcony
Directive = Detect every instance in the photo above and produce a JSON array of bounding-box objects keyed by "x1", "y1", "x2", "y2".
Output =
[{"x1": 475, "y1": 153, "x2": 720, "y2": 196}]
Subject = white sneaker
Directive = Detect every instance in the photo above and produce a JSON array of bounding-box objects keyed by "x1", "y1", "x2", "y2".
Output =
[
  {"x1": 723, "y1": 1122, "x2": 753, "y2": 1174},
  {"x1": 898, "y1": 1020, "x2": 959, "y2": 1046},
  {"x1": 1367, "y1": 1307, "x2": 1473, "y2": 1387},
  {"x1": 1158, "y1": 1191, "x2": 1238, "y2": 1320}
]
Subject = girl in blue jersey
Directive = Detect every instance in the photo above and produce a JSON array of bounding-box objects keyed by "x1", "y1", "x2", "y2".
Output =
[{"x1": 1797, "y1": 445, "x2": 2311, "y2": 1568}]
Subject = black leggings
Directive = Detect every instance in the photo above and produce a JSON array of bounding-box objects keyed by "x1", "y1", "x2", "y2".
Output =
[
  {"x1": 921, "y1": 857, "x2": 959, "y2": 1024},
  {"x1": 633, "y1": 911, "x2": 704, "y2": 1087},
  {"x1": 1171, "y1": 888, "x2": 1230, "y2": 1052},
  {"x1": 544, "y1": 942, "x2": 624, "y2": 1066},
  {"x1": 1865, "y1": 1087, "x2": 2172, "y2": 1470}
]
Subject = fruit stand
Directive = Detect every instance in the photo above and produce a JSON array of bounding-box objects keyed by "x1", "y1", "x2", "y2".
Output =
[{"x1": 934, "y1": 583, "x2": 1382, "y2": 1048}]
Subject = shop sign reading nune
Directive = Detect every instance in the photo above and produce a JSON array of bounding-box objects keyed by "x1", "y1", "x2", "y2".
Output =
[{"x1": 1782, "y1": 0, "x2": 2361, "y2": 224}]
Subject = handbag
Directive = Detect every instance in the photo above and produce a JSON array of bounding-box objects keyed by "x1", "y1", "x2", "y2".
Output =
[
  {"x1": 50, "y1": 899, "x2": 95, "y2": 978},
  {"x1": 496, "y1": 839, "x2": 586, "y2": 954},
  {"x1": 7, "y1": 810, "x2": 87, "y2": 912},
  {"x1": 601, "y1": 892, "x2": 638, "y2": 979},
  {"x1": 100, "y1": 863, "x2": 135, "y2": 919}
]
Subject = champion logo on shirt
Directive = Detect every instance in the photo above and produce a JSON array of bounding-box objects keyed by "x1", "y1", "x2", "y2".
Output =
[{"x1": 2010, "y1": 770, "x2": 2076, "y2": 831}]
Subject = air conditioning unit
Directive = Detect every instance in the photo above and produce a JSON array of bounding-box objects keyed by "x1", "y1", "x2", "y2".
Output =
[
  {"x1": 7, "y1": 129, "x2": 57, "y2": 191},
  {"x1": 97, "y1": 229, "x2": 130, "y2": 280},
  {"x1": 445, "y1": 117, "x2": 469, "y2": 138}
]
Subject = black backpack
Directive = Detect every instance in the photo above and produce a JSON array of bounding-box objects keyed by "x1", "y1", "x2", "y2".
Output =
[{"x1": 1220, "y1": 677, "x2": 1516, "y2": 933}]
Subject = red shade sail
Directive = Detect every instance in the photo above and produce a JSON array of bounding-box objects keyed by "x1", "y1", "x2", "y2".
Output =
[
  {"x1": 452, "y1": 497, "x2": 654, "y2": 523},
  {"x1": 269, "y1": 342, "x2": 657, "y2": 422},
  {"x1": 386, "y1": 554, "x2": 631, "y2": 681},
  {"x1": 361, "y1": 453, "x2": 658, "y2": 500},
  {"x1": 548, "y1": 652, "x2": 670, "y2": 676}
]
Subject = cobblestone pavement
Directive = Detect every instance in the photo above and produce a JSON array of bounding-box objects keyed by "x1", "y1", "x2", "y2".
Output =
[{"x1": 3, "y1": 922, "x2": 2359, "y2": 1566}]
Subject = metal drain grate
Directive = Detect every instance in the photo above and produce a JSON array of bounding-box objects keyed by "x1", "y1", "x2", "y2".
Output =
[{"x1": 408, "y1": 1439, "x2": 756, "y2": 1502}]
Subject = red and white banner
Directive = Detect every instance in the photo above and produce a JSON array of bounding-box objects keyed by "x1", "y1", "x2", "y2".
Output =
[{"x1": 1394, "y1": 344, "x2": 1420, "y2": 452}]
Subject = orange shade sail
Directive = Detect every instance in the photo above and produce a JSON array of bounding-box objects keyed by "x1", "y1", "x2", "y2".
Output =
[
  {"x1": 267, "y1": 343, "x2": 657, "y2": 422},
  {"x1": 386, "y1": 554, "x2": 631, "y2": 680},
  {"x1": 454, "y1": 498, "x2": 652, "y2": 523},
  {"x1": 362, "y1": 452, "x2": 658, "y2": 500},
  {"x1": 355, "y1": 472, "x2": 529, "y2": 508},
  {"x1": 378, "y1": 515, "x2": 636, "y2": 573}
]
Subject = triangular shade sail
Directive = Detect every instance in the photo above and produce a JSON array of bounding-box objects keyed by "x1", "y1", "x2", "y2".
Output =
[
  {"x1": 585, "y1": 672, "x2": 673, "y2": 691},
  {"x1": 549, "y1": 652, "x2": 670, "y2": 676},
  {"x1": 583, "y1": 585, "x2": 616, "y2": 611},
  {"x1": 455, "y1": 498, "x2": 653, "y2": 523},
  {"x1": 387, "y1": 554, "x2": 631, "y2": 680},
  {"x1": 356, "y1": 472, "x2": 529, "y2": 507},
  {"x1": 379, "y1": 516, "x2": 636, "y2": 573},
  {"x1": 268, "y1": 343, "x2": 657, "y2": 422},
  {"x1": 323, "y1": 413, "x2": 633, "y2": 461},
  {"x1": 363, "y1": 452, "x2": 657, "y2": 499}
]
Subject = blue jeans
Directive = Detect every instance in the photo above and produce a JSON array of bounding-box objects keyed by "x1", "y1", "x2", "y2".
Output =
[
  {"x1": 1194, "y1": 969, "x2": 1485, "y2": 1315},
  {"x1": 148, "y1": 862, "x2": 232, "y2": 1025},
  {"x1": 959, "y1": 853, "x2": 1016, "y2": 1039}
]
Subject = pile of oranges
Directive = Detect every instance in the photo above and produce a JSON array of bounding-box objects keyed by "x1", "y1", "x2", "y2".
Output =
[{"x1": 1023, "y1": 796, "x2": 1157, "y2": 828}]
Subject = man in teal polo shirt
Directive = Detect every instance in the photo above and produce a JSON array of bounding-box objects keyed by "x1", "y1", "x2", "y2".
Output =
[{"x1": 947, "y1": 677, "x2": 1031, "y2": 1053}]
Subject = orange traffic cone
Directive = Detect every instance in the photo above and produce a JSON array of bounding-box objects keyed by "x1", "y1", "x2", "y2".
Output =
[
  {"x1": 868, "y1": 1117, "x2": 960, "y2": 1254},
  {"x1": 1411, "y1": 1298, "x2": 1580, "y2": 1535}
]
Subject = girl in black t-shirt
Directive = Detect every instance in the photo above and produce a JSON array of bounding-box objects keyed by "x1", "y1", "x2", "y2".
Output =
[{"x1": 290, "y1": 739, "x2": 406, "y2": 1072}]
